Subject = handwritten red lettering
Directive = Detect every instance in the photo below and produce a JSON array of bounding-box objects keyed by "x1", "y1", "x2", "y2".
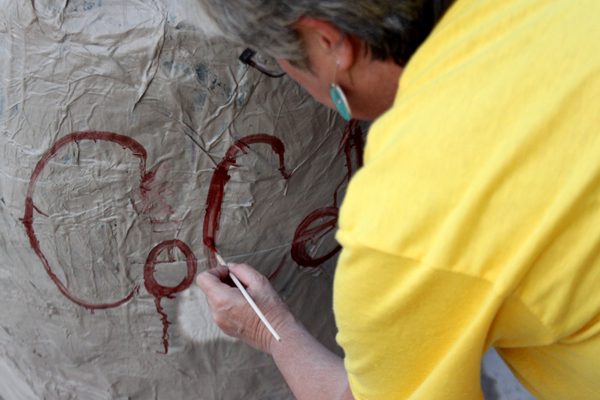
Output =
[
  {"x1": 22, "y1": 122, "x2": 364, "y2": 353},
  {"x1": 22, "y1": 131, "x2": 197, "y2": 353},
  {"x1": 21, "y1": 131, "x2": 146, "y2": 309},
  {"x1": 203, "y1": 134, "x2": 290, "y2": 269},
  {"x1": 291, "y1": 120, "x2": 364, "y2": 267},
  {"x1": 144, "y1": 239, "x2": 197, "y2": 354}
]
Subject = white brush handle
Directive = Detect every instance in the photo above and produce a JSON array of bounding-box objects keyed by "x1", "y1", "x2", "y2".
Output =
[{"x1": 215, "y1": 253, "x2": 282, "y2": 342}]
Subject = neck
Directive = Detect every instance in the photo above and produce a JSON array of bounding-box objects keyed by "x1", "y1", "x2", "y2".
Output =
[{"x1": 342, "y1": 57, "x2": 403, "y2": 121}]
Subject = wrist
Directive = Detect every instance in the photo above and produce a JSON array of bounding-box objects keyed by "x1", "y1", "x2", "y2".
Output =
[{"x1": 268, "y1": 311, "x2": 306, "y2": 356}]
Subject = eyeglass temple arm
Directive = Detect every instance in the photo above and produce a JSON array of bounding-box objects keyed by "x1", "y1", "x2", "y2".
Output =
[{"x1": 239, "y1": 48, "x2": 286, "y2": 78}]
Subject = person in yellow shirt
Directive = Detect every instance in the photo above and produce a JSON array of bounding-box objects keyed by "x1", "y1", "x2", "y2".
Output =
[{"x1": 195, "y1": 0, "x2": 600, "y2": 399}]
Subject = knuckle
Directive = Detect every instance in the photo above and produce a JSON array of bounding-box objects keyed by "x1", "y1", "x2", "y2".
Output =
[
  {"x1": 196, "y1": 271, "x2": 214, "y2": 290},
  {"x1": 195, "y1": 273, "x2": 206, "y2": 287},
  {"x1": 231, "y1": 263, "x2": 252, "y2": 273},
  {"x1": 212, "y1": 313, "x2": 226, "y2": 328},
  {"x1": 230, "y1": 262, "x2": 246, "y2": 267},
  {"x1": 255, "y1": 274, "x2": 269, "y2": 286},
  {"x1": 211, "y1": 294, "x2": 227, "y2": 309}
]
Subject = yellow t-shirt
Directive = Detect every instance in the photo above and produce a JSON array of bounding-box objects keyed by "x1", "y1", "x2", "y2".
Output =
[{"x1": 334, "y1": 0, "x2": 600, "y2": 399}]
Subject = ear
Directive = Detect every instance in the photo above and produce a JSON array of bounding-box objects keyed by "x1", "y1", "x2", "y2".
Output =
[{"x1": 294, "y1": 17, "x2": 356, "y2": 73}]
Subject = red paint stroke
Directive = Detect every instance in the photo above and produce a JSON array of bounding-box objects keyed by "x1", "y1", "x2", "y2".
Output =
[
  {"x1": 203, "y1": 134, "x2": 290, "y2": 269},
  {"x1": 202, "y1": 123, "x2": 363, "y2": 271},
  {"x1": 291, "y1": 207, "x2": 341, "y2": 268},
  {"x1": 335, "y1": 119, "x2": 364, "y2": 207},
  {"x1": 131, "y1": 160, "x2": 175, "y2": 224},
  {"x1": 267, "y1": 255, "x2": 288, "y2": 281},
  {"x1": 338, "y1": 120, "x2": 364, "y2": 174},
  {"x1": 291, "y1": 120, "x2": 364, "y2": 267},
  {"x1": 21, "y1": 131, "x2": 146, "y2": 309},
  {"x1": 144, "y1": 239, "x2": 197, "y2": 354},
  {"x1": 22, "y1": 131, "x2": 199, "y2": 354}
]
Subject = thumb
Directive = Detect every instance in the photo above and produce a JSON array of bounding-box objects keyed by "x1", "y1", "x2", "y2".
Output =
[{"x1": 227, "y1": 263, "x2": 270, "y2": 291}]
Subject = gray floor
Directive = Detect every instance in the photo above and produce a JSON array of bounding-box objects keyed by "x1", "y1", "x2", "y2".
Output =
[{"x1": 482, "y1": 348, "x2": 537, "y2": 400}]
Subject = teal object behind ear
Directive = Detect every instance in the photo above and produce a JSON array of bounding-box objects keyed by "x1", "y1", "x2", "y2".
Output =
[{"x1": 330, "y1": 83, "x2": 352, "y2": 121}]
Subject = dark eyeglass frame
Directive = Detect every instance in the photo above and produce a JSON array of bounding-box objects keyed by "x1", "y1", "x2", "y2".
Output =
[{"x1": 239, "y1": 48, "x2": 286, "y2": 78}]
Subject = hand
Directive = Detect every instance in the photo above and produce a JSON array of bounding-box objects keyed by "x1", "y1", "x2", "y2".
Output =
[
  {"x1": 198, "y1": 262, "x2": 353, "y2": 400},
  {"x1": 196, "y1": 262, "x2": 294, "y2": 354}
]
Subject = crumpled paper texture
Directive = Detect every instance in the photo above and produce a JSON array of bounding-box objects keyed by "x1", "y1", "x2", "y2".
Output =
[{"x1": 0, "y1": 0, "x2": 364, "y2": 399}]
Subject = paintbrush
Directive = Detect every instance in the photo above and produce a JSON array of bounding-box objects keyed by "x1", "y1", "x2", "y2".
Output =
[{"x1": 215, "y1": 253, "x2": 282, "y2": 342}]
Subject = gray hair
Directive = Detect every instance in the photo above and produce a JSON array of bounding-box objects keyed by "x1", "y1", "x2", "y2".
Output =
[{"x1": 198, "y1": 0, "x2": 456, "y2": 68}]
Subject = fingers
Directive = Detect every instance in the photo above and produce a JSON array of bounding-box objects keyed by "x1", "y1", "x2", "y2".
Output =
[
  {"x1": 228, "y1": 262, "x2": 290, "y2": 322},
  {"x1": 227, "y1": 263, "x2": 270, "y2": 291},
  {"x1": 196, "y1": 265, "x2": 229, "y2": 294},
  {"x1": 196, "y1": 263, "x2": 277, "y2": 306},
  {"x1": 194, "y1": 261, "x2": 293, "y2": 353},
  {"x1": 196, "y1": 266, "x2": 246, "y2": 330}
]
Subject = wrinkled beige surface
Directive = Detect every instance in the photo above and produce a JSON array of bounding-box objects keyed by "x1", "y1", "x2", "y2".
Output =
[{"x1": 0, "y1": 1, "x2": 354, "y2": 398}]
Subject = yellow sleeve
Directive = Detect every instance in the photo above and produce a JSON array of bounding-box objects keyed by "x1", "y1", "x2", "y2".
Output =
[{"x1": 333, "y1": 243, "x2": 503, "y2": 400}]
